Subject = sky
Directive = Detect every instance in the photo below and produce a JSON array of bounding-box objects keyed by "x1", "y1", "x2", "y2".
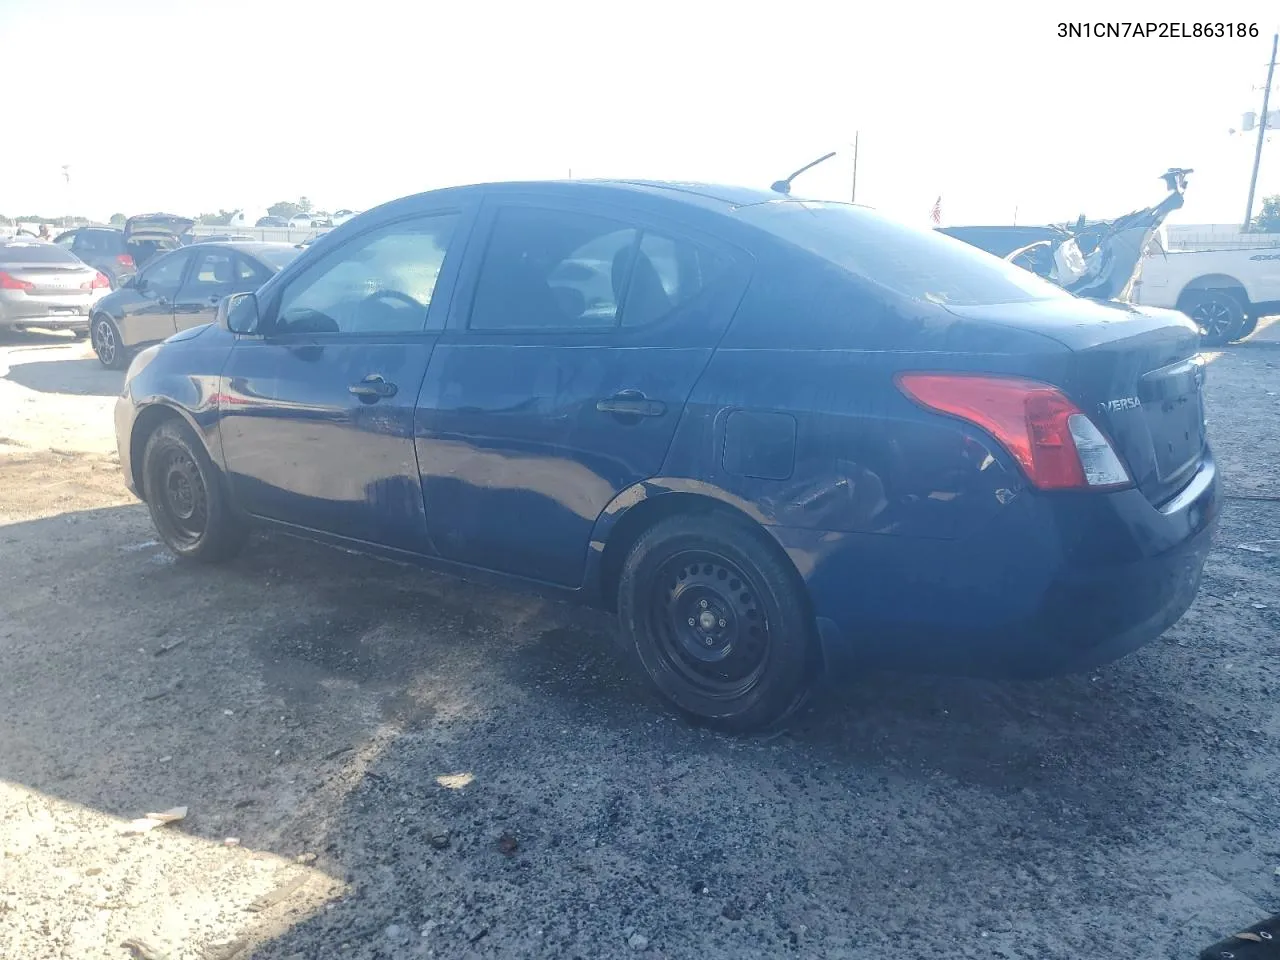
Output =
[{"x1": 1, "y1": 0, "x2": 1276, "y2": 229}]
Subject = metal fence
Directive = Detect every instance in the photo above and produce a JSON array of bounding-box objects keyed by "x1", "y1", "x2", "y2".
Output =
[
  {"x1": 188, "y1": 223, "x2": 334, "y2": 244},
  {"x1": 1165, "y1": 224, "x2": 1280, "y2": 251}
]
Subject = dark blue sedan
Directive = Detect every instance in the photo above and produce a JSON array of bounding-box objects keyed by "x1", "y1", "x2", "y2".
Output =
[{"x1": 113, "y1": 180, "x2": 1221, "y2": 731}]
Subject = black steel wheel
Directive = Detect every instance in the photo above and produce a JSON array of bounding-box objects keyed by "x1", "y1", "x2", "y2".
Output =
[
  {"x1": 617, "y1": 512, "x2": 814, "y2": 733},
  {"x1": 1183, "y1": 290, "x2": 1246, "y2": 346},
  {"x1": 141, "y1": 419, "x2": 247, "y2": 563},
  {"x1": 648, "y1": 550, "x2": 772, "y2": 700}
]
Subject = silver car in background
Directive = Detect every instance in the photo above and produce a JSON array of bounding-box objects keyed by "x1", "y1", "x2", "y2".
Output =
[{"x1": 0, "y1": 240, "x2": 111, "y2": 336}]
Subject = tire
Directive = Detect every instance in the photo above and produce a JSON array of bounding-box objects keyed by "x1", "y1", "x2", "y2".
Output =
[
  {"x1": 91, "y1": 314, "x2": 130, "y2": 369},
  {"x1": 1182, "y1": 290, "x2": 1246, "y2": 346},
  {"x1": 141, "y1": 419, "x2": 248, "y2": 563},
  {"x1": 617, "y1": 512, "x2": 815, "y2": 733}
]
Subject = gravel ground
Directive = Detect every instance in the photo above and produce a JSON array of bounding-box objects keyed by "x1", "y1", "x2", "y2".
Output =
[{"x1": 1, "y1": 328, "x2": 1278, "y2": 960}]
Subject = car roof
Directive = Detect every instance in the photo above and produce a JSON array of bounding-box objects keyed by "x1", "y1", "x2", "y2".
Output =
[
  {"x1": 202, "y1": 241, "x2": 299, "y2": 255},
  {"x1": 474, "y1": 179, "x2": 783, "y2": 209}
]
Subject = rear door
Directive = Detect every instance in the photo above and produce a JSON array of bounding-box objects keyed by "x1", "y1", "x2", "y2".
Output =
[
  {"x1": 174, "y1": 246, "x2": 239, "y2": 331},
  {"x1": 414, "y1": 196, "x2": 749, "y2": 587}
]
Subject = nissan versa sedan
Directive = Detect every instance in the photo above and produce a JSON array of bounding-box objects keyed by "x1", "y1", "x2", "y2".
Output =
[
  {"x1": 112, "y1": 180, "x2": 1220, "y2": 732},
  {"x1": 90, "y1": 241, "x2": 299, "y2": 368},
  {"x1": 0, "y1": 239, "x2": 111, "y2": 335}
]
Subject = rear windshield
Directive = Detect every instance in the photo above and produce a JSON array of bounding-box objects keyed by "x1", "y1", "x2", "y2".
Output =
[
  {"x1": 0, "y1": 241, "x2": 81, "y2": 264},
  {"x1": 253, "y1": 246, "x2": 302, "y2": 270},
  {"x1": 738, "y1": 201, "x2": 1073, "y2": 306}
]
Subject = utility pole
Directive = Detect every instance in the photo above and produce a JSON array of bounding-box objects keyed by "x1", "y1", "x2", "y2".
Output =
[
  {"x1": 850, "y1": 132, "x2": 859, "y2": 203},
  {"x1": 1244, "y1": 32, "x2": 1278, "y2": 230}
]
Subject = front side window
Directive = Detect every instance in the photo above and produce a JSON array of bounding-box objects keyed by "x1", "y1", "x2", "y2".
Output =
[
  {"x1": 138, "y1": 251, "x2": 190, "y2": 297},
  {"x1": 274, "y1": 214, "x2": 458, "y2": 335}
]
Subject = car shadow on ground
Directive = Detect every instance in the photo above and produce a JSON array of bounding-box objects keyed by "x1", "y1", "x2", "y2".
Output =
[
  {"x1": 3, "y1": 501, "x2": 1276, "y2": 959},
  {"x1": 1, "y1": 343, "x2": 122, "y2": 397}
]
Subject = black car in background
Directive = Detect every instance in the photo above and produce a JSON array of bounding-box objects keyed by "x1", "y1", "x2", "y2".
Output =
[
  {"x1": 89, "y1": 241, "x2": 299, "y2": 368},
  {"x1": 52, "y1": 227, "x2": 136, "y2": 288}
]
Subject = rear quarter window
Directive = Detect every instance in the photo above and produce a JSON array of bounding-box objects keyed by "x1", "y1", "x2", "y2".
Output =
[{"x1": 739, "y1": 201, "x2": 1072, "y2": 307}]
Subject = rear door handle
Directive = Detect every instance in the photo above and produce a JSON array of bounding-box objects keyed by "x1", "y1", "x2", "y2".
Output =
[
  {"x1": 596, "y1": 391, "x2": 666, "y2": 418},
  {"x1": 349, "y1": 374, "x2": 398, "y2": 401}
]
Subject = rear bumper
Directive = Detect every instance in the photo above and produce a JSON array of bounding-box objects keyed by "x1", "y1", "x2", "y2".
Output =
[
  {"x1": 0, "y1": 292, "x2": 100, "y2": 327},
  {"x1": 776, "y1": 453, "x2": 1222, "y2": 680}
]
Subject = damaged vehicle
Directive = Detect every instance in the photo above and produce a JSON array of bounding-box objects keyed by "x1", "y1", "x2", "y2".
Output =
[
  {"x1": 938, "y1": 169, "x2": 1263, "y2": 340},
  {"x1": 113, "y1": 179, "x2": 1219, "y2": 732}
]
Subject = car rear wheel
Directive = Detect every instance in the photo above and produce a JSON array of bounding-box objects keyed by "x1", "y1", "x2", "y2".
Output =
[
  {"x1": 1183, "y1": 290, "x2": 1246, "y2": 346},
  {"x1": 617, "y1": 512, "x2": 814, "y2": 733},
  {"x1": 91, "y1": 314, "x2": 129, "y2": 369},
  {"x1": 142, "y1": 419, "x2": 248, "y2": 563}
]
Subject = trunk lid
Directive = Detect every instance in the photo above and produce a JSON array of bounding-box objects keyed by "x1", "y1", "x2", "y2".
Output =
[
  {"x1": 945, "y1": 297, "x2": 1207, "y2": 505},
  {"x1": 1, "y1": 262, "x2": 96, "y2": 295},
  {"x1": 124, "y1": 213, "x2": 195, "y2": 245}
]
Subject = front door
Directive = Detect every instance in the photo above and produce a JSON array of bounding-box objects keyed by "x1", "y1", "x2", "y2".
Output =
[
  {"x1": 415, "y1": 198, "x2": 749, "y2": 587},
  {"x1": 122, "y1": 248, "x2": 190, "y2": 346},
  {"x1": 218, "y1": 209, "x2": 468, "y2": 553}
]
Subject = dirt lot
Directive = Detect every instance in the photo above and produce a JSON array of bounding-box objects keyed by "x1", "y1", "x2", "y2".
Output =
[{"x1": 1, "y1": 329, "x2": 1278, "y2": 960}]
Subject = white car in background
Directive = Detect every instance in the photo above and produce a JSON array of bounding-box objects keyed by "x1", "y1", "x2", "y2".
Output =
[{"x1": 1132, "y1": 233, "x2": 1280, "y2": 344}]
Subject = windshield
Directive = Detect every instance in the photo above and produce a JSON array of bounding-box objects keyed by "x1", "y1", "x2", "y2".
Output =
[{"x1": 739, "y1": 200, "x2": 1073, "y2": 306}]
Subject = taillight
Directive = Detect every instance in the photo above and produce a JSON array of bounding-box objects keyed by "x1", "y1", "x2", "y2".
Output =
[
  {"x1": 895, "y1": 372, "x2": 1131, "y2": 491},
  {"x1": 116, "y1": 253, "x2": 135, "y2": 268},
  {"x1": 0, "y1": 271, "x2": 34, "y2": 292},
  {"x1": 85, "y1": 271, "x2": 111, "y2": 290}
]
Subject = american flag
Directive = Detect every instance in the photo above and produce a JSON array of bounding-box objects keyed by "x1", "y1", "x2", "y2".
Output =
[{"x1": 930, "y1": 196, "x2": 942, "y2": 225}]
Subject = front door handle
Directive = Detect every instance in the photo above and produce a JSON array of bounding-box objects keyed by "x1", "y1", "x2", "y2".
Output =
[
  {"x1": 596, "y1": 390, "x2": 666, "y2": 418},
  {"x1": 348, "y1": 374, "x2": 398, "y2": 402}
]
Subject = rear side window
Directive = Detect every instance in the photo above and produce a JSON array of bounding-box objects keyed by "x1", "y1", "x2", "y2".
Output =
[
  {"x1": 740, "y1": 201, "x2": 1072, "y2": 306},
  {"x1": 181, "y1": 249, "x2": 238, "y2": 298},
  {"x1": 469, "y1": 206, "x2": 724, "y2": 331},
  {"x1": 236, "y1": 254, "x2": 274, "y2": 285}
]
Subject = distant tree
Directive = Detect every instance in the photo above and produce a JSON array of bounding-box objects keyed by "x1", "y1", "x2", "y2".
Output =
[
  {"x1": 0, "y1": 214, "x2": 11, "y2": 225},
  {"x1": 198, "y1": 209, "x2": 237, "y2": 226},
  {"x1": 1251, "y1": 195, "x2": 1280, "y2": 233},
  {"x1": 298, "y1": 196, "x2": 313, "y2": 213},
  {"x1": 109, "y1": 213, "x2": 126, "y2": 225},
  {"x1": 267, "y1": 200, "x2": 303, "y2": 220}
]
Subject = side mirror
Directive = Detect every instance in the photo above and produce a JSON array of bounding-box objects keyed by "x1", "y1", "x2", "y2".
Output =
[{"x1": 220, "y1": 292, "x2": 261, "y2": 335}]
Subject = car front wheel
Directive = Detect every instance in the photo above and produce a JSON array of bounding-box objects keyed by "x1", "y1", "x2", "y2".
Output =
[
  {"x1": 141, "y1": 419, "x2": 248, "y2": 563},
  {"x1": 91, "y1": 314, "x2": 129, "y2": 369},
  {"x1": 617, "y1": 512, "x2": 814, "y2": 733}
]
